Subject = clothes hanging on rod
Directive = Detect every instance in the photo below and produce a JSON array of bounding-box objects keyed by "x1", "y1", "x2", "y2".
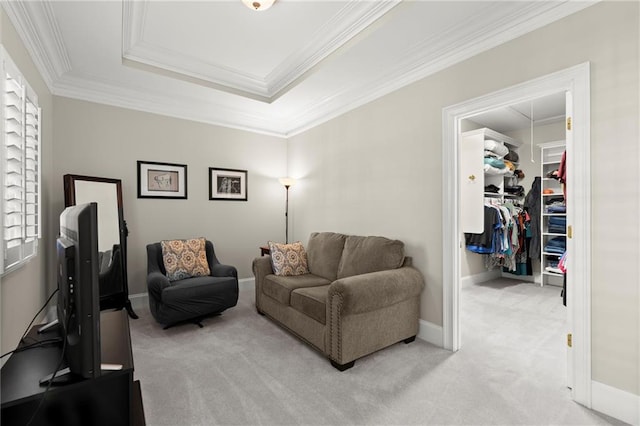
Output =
[{"x1": 464, "y1": 199, "x2": 530, "y2": 272}]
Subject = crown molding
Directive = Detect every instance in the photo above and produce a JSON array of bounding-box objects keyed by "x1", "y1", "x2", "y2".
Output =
[
  {"x1": 121, "y1": 0, "x2": 399, "y2": 102},
  {"x1": 283, "y1": 0, "x2": 598, "y2": 136},
  {"x1": 6, "y1": 0, "x2": 598, "y2": 139},
  {"x1": 51, "y1": 73, "x2": 288, "y2": 138},
  {"x1": 265, "y1": 0, "x2": 401, "y2": 99},
  {"x1": 1, "y1": 1, "x2": 71, "y2": 90}
]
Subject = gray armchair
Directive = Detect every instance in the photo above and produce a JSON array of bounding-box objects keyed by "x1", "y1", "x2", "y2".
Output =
[{"x1": 146, "y1": 240, "x2": 238, "y2": 328}]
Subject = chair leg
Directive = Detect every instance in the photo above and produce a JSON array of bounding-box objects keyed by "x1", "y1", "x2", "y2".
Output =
[
  {"x1": 403, "y1": 335, "x2": 416, "y2": 344},
  {"x1": 162, "y1": 318, "x2": 205, "y2": 330},
  {"x1": 331, "y1": 360, "x2": 355, "y2": 371}
]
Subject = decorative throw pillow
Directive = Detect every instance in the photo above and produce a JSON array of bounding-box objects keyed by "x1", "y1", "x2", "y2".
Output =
[
  {"x1": 161, "y1": 238, "x2": 210, "y2": 281},
  {"x1": 268, "y1": 241, "x2": 309, "y2": 276}
]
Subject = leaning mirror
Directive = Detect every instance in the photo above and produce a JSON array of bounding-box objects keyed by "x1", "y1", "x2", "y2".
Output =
[{"x1": 64, "y1": 174, "x2": 138, "y2": 319}]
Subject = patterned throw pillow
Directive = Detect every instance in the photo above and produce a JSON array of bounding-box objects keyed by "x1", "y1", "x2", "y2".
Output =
[
  {"x1": 268, "y1": 241, "x2": 309, "y2": 276},
  {"x1": 161, "y1": 238, "x2": 210, "y2": 281}
]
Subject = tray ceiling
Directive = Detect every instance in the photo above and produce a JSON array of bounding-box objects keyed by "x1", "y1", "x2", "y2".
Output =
[{"x1": 3, "y1": 1, "x2": 596, "y2": 137}]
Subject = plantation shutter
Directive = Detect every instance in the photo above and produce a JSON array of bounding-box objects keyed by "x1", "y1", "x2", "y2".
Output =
[{"x1": 1, "y1": 46, "x2": 41, "y2": 274}]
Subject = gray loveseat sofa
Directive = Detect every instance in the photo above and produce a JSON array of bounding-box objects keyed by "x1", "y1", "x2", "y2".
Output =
[{"x1": 252, "y1": 232, "x2": 425, "y2": 370}]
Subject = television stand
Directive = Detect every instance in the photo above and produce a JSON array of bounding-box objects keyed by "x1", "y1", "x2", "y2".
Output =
[
  {"x1": 2, "y1": 310, "x2": 145, "y2": 426},
  {"x1": 40, "y1": 363, "x2": 124, "y2": 386}
]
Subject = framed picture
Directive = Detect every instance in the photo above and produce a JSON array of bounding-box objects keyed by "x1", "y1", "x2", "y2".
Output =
[
  {"x1": 137, "y1": 161, "x2": 187, "y2": 199},
  {"x1": 209, "y1": 167, "x2": 247, "y2": 201}
]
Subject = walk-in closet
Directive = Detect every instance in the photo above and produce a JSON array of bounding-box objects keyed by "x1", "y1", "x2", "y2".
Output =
[{"x1": 458, "y1": 91, "x2": 570, "y2": 390}]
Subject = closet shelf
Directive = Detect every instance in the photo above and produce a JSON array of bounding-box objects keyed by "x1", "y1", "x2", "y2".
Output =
[
  {"x1": 542, "y1": 251, "x2": 563, "y2": 257},
  {"x1": 538, "y1": 140, "x2": 566, "y2": 288}
]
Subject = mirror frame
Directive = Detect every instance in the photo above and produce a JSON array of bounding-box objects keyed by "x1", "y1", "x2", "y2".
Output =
[{"x1": 63, "y1": 174, "x2": 137, "y2": 319}]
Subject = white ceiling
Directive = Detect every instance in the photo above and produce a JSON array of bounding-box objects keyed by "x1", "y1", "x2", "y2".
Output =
[
  {"x1": 3, "y1": 1, "x2": 596, "y2": 137},
  {"x1": 467, "y1": 91, "x2": 567, "y2": 133}
]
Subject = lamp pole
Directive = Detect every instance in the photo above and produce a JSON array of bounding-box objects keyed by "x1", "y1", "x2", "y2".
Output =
[
  {"x1": 284, "y1": 184, "x2": 290, "y2": 244},
  {"x1": 279, "y1": 177, "x2": 295, "y2": 244}
]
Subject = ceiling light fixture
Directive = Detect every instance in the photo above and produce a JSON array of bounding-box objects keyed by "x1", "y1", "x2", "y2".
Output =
[{"x1": 242, "y1": 0, "x2": 275, "y2": 11}]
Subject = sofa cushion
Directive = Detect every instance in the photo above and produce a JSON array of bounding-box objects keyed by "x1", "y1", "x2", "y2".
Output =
[
  {"x1": 306, "y1": 232, "x2": 347, "y2": 281},
  {"x1": 336, "y1": 235, "x2": 405, "y2": 279},
  {"x1": 268, "y1": 241, "x2": 309, "y2": 276},
  {"x1": 290, "y1": 285, "x2": 329, "y2": 325},
  {"x1": 263, "y1": 274, "x2": 331, "y2": 306},
  {"x1": 161, "y1": 238, "x2": 210, "y2": 281}
]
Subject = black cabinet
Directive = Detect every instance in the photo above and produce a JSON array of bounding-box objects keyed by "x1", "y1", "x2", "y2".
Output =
[{"x1": 1, "y1": 310, "x2": 144, "y2": 426}]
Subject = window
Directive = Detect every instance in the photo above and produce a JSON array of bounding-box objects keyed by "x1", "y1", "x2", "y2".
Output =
[{"x1": 0, "y1": 46, "x2": 41, "y2": 275}]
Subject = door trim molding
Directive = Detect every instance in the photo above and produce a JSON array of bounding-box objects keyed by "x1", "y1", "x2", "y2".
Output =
[{"x1": 441, "y1": 62, "x2": 591, "y2": 407}]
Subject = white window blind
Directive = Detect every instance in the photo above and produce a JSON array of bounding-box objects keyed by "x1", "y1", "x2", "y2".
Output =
[{"x1": 1, "y1": 46, "x2": 41, "y2": 275}]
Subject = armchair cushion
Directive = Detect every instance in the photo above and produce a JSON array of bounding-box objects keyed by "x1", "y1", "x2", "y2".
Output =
[
  {"x1": 161, "y1": 237, "x2": 210, "y2": 281},
  {"x1": 268, "y1": 241, "x2": 309, "y2": 276}
]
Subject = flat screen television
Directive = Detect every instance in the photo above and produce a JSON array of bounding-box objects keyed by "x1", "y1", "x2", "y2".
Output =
[{"x1": 55, "y1": 202, "x2": 101, "y2": 380}]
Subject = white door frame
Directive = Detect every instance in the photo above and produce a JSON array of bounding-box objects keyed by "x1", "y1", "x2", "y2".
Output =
[{"x1": 441, "y1": 62, "x2": 591, "y2": 407}]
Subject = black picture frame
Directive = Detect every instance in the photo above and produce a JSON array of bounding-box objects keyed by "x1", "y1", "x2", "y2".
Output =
[
  {"x1": 209, "y1": 167, "x2": 247, "y2": 201},
  {"x1": 137, "y1": 161, "x2": 188, "y2": 199}
]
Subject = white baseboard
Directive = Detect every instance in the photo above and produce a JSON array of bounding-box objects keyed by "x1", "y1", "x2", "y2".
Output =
[
  {"x1": 129, "y1": 292, "x2": 148, "y2": 311},
  {"x1": 418, "y1": 319, "x2": 443, "y2": 348},
  {"x1": 592, "y1": 380, "x2": 639, "y2": 425},
  {"x1": 460, "y1": 269, "x2": 501, "y2": 286},
  {"x1": 239, "y1": 277, "x2": 254, "y2": 290}
]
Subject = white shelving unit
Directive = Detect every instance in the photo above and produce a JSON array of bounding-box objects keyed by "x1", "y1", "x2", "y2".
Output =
[
  {"x1": 460, "y1": 128, "x2": 523, "y2": 234},
  {"x1": 539, "y1": 140, "x2": 566, "y2": 287}
]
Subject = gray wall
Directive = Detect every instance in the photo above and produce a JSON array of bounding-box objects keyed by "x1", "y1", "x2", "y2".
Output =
[
  {"x1": 288, "y1": 2, "x2": 639, "y2": 395},
  {"x1": 52, "y1": 97, "x2": 288, "y2": 296},
  {"x1": 0, "y1": 0, "x2": 637, "y2": 404}
]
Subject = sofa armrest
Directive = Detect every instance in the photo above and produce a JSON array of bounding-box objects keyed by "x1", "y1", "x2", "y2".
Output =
[
  {"x1": 252, "y1": 256, "x2": 273, "y2": 280},
  {"x1": 211, "y1": 263, "x2": 238, "y2": 279},
  {"x1": 328, "y1": 266, "x2": 424, "y2": 316},
  {"x1": 147, "y1": 271, "x2": 170, "y2": 301},
  {"x1": 252, "y1": 256, "x2": 274, "y2": 310}
]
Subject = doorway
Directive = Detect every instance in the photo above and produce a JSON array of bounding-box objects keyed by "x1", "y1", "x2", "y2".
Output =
[{"x1": 441, "y1": 63, "x2": 592, "y2": 407}]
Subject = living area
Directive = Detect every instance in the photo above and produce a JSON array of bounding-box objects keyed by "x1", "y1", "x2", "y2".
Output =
[{"x1": 1, "y1": 1, "x2": 639, "y2": 425}]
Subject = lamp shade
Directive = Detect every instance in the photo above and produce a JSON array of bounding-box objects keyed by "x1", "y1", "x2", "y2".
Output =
[
  {"x1": 242, "y1": 0, "x2": 275, "y2": 11},
  {"x1": 279, "y1": 177, "x2": 295, "y2": 188}
]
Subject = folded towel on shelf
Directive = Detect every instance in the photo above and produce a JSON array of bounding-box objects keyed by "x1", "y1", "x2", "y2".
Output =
[
  {"x1": 484, "y1": 157, "x2": 506, "y2": 169},
  {"x1": 484, "y1": 139, "x2": 509, "y2": 158},
  {"x1": 484, "y1": 164, "x2": 510, "y2": 175}
]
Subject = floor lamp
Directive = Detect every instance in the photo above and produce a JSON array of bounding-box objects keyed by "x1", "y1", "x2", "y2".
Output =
[{"x1": 279, "y1": 178, "x2": 295, "y2": 243}]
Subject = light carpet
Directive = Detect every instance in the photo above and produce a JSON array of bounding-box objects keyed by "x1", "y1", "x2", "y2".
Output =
[{"x1": 129, "y1": 279, "x2": 623, "y2": 426}]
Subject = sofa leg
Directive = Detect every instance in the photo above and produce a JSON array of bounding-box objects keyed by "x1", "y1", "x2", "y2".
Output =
[
  {"x1": 403, "y1": 335, "x2": 416, "y2": 344},
  {"x1": 331, "y1": 360, "x2": 355, "y2": 371}
]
